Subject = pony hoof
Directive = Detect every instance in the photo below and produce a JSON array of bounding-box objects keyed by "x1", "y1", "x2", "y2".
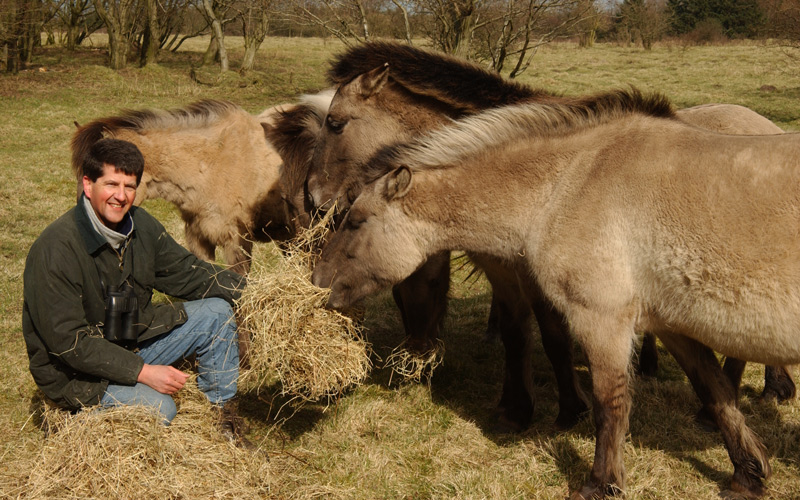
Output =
[
  {"x1": 729, "y1": 464, "x2": 767, "y2": 499},
  {"x1": 761, "y1": 366, "x2": 796, "y2": 402},
  {"x1": 719, "y1": 486, "x2": 763, "y2": 500},
  {"x1": 493, "y1": 405, "x2": 533, "y2": 433},
  {"x1": 761, "y1": 383, "x2": 796, "y2": 402}
]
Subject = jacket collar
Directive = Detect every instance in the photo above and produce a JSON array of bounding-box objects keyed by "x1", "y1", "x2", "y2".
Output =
[{"x1": 74, "y1": 194, "x2": 136, "y2": 255}]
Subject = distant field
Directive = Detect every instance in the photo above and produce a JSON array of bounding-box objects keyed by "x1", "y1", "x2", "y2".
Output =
[{"x1": 1, "y1": 37, "x2": 799, "y2": 499}]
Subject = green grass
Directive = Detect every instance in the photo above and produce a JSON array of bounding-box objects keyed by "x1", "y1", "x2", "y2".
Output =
[{"x1": 1, "y1": 37, "x2": 800, "y2": 499}]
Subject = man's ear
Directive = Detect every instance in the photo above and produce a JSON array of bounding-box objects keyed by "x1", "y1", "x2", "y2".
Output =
[
  {"x1": 352, "y1": 63, "x2": 389, "y2": 99},
  {"x1": 383, "y1": 166, "x2": 412, "y2": 201},
  {"x1": 82, "y1": 176, "x2": 92, "y2": 199}
]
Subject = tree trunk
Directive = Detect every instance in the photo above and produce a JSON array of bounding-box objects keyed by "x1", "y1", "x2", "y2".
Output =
[
  {"x1": 390, "y1": 0, "x2": 412, "y2": 43},
  {"x1": 452, "y1": 12, "x2": 474, "y2": 58},
  {"x1": 241, "y1": 37, "x2": 259, "y2": 72},
  {"x1": 140, "y1": 0, "x2": 160, "y2": 66},
  {"x1": 202, "y1": 35, "x2": 218, "y2": 66},
  {"x1": 202, "y1": 0, "x2": 228, "y2": 71},
  {"x1": 92, "y1": 0, "x2": 136, "y2": 70},
  {"x1": 239, "y1": 1, "x2": 269, "y2": 74}
]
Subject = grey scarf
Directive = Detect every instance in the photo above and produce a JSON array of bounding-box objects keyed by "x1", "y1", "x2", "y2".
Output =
[{"x1": 82, "y1": 196, "x2": 134, "y2": 251}]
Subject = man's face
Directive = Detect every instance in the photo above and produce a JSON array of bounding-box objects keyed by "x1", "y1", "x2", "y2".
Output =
[{"x1": 82, "y1": 164, "x2": 138, "y2": 230}]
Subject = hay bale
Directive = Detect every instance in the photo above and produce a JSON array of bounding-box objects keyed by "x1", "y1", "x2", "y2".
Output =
[
  {"x1": 26, "y1": 381, "x2": 272, "y2": 498},
  {"x1": 237, "y1": 217, "x2": 372, "y2": 403}
]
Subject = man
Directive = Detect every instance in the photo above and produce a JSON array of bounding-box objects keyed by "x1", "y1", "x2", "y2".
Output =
[{"x1": 23, "y1": 138, "x2": 251, "y2": 447}]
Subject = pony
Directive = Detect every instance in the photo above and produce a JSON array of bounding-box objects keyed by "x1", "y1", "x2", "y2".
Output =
[
  {"x1": 269, "y1": 41, "x2": 792, "y2": 431},
  {"x1": 70, "y1": 99, "x2": 301, "y2": 274},
  {"x1": 311, "y1": 88, "x2": 800, "y2": 498}
]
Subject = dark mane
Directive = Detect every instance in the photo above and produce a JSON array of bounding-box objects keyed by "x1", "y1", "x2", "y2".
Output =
[
  {"x1": 265, "y1": 92, "x2": 332, "y2": 201},
  {"x1": 327, "y1": 41, "x2": 560, "y2": 113},
  {"x1": 71, "y1": 100, "x2": 241, "y2": 177},
  {"x1": 364, "y1": 88, "x2": 676, "y2": 180}
]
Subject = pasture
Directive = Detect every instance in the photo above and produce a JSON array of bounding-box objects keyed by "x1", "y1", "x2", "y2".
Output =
[{"x1": 1, "y1": 37, "x2": 800, "y2": 499}]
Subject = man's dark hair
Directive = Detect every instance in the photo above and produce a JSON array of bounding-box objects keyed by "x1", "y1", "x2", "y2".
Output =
[{"x1": 83, "y1": 139, "x2": 145, "y2": 184}]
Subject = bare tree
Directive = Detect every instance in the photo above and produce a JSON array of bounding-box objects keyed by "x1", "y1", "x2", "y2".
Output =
[
  {"x1": 139, "y1": 0, "x2": 159, "y2": 65},
  {"x1": 92, "y1": 0, "x2": 138, "y2": 69},
  {"x1": 415, "y1": 0, "x2": 478, "y2": 57},
  {"x1": 289, "y1": 0, "x2": 374, "y2": 45},
  {"x1": 160, "y1": 0, "x2": 210, "y2": 52},
  {"x1": 617, "y1": 0, "x2": 669, "y2": 49},
  {"x1": 473, "y1": 0, "x2": 592, "y2": 76},
  {"x1": 390, "y1": 0, "x2": 412, "y2": 42},
  {"x1": 236, "y1": 0, "x2": 271, "y2": 73},
  {"x1": 52, "y1": 0, "x2": 103, "y2": 50},
  {"x1": 200, "y1": 0, "x2": 234, "y2": 69},
  {"x1": 2, "y1": 0, "x2": 48, "y2": 72},
  {"x1": 576, "y1": 0, "x2": 604, "y2": 47}
]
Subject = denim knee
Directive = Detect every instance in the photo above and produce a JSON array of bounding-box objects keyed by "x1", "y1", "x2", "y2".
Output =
[
  {"x1": 101, "y1": 384, "x2": 178, "y2": 425},
  {"x1": 155, "y1": 395, "x2": 178, "y2": 424}
]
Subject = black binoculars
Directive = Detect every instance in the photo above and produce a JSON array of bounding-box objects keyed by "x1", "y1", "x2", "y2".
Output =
[{"x1": 103, "y1": 282, "x2": 139, "y2": 347}]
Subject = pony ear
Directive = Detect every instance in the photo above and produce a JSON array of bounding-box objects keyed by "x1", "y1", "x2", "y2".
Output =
[
  {"x1": 383, "y1": 166, "x2": 412, "y2": 200},
  {"x1": 354, "y1": 63, "x2": 389, "y2": 98}
]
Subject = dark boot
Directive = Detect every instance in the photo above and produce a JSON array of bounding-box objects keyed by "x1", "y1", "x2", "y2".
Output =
[{"x1": 214, "y1": 399, "x2": 257, "y2": 451}]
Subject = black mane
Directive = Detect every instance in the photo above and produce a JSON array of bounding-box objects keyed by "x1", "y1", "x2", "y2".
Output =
[{"x1": 327, "y1": 41, "x2": 559, "y2": 113}]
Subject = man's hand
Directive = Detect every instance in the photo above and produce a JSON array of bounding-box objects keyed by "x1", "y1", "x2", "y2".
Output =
[{"x1": 137, "y1": 363, "x2": 189, "y2": 395}]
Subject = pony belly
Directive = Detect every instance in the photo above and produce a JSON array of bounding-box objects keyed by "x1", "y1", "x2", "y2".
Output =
[{"x1": 639, "y1": 301, "x2": 800, "y2": 366}]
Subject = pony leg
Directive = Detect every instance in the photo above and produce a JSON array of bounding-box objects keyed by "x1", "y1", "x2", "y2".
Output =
[
  {"x1": 484, "y1": 293, "x2": 500, "y2": 341},
  {"x1": 471, "y1": 256, "x2": 542, "y2": 431},
  {"x1": 488, "y1": 279, "x2": 535, "y2": 431},
  {"x1": 637, "y1": 333, "x2": 659, "y2": 377},
  {"x1": 390, "y1": 251, "x2": 450, "y2": 355},
  {"x1": 224, "y1": 234, "x2": 253, "y2": 368},
  {"x1": 223, "y1": 233, "x2": 253, "y2": 275},
  {"x1": 568, "y1": 311, "x2": 634, "y2": 499},
  {"x1": 530, "y1": 297, "x2": 590, "y2": 430},
  {"x1": 696, "y1": 357, "x2": 746, "y2": 431},
  {"x1": 184, "y1": 220, "x2": 216, "y2": 263},
  {"x1": 762, "y1": 365, "x2": 796, "y2": 402},
  {"x1": 657, "y1": 332, "x2": 770, "y2": 498}
]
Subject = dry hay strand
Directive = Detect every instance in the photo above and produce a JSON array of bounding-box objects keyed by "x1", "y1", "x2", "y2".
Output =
[
  {"x1": 26, "y1": 380, "x2": 272, "y2": 499},
  {"x1": 385, "y1": 338, "x2": 445, "y2": 385},
  {"x1": 237, "y1": 213, "x2": 372, "y2": 403}
]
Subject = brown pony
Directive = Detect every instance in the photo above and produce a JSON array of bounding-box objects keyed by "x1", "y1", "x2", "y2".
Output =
[
  {"x1": 312, "y1": 89, "x2": 800, "y2": 498},
  {"x1": 274, "y1": 41, "x2": 792, "y2": 431},
  {"x1": 71, "y1": 99, "x2": 299, "y2": 274}
]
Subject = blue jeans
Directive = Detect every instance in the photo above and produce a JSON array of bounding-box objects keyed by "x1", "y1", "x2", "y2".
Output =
[{"x1": 100, "y1": 298, "x2": 239, "y2": 424}]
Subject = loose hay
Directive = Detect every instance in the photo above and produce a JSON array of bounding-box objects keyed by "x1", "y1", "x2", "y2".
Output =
[
  {"x1": 25, "y1": 381, "x2": 272, "y2": 499},
  {"x1": 237, "y1": 215, "x2": 372, "y2": 403},
  {"x1": 385, "y1": 338, "x2": 445, "y2": 384}
]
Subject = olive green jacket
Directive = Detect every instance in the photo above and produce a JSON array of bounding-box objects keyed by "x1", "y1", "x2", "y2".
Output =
[{"x1": 22, "y1": 197, "x2": 245, "y2": 410}]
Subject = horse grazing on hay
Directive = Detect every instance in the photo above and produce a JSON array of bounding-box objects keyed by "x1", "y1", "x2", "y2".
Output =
[
  {"x1": 272, "y1": 40, "x2": 793, "y2": 431},
  {"x1": 71, "y1": 99, "x2": 302, "y2": 274},
  {"x1": 312, "y1": 88, "x2": 800, "y2": 499}
]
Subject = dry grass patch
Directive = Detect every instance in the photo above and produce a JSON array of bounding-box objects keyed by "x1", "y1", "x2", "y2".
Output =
[{"x1": 12, "y1": 382, "x2": 272, "y2": 499}]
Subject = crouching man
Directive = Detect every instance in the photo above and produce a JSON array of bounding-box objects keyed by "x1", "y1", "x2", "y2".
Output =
[{"x1": 22, "y1": 138, "x2": 252, "y2": 448}]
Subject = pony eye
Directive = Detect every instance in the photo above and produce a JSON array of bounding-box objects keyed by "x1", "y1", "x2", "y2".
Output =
[
  {"x1": 345, "y1": 213, "x2": 364, "y2": 230},
  {"x1": 327, "y1": 116, "x2": 345, "y2": 134}
]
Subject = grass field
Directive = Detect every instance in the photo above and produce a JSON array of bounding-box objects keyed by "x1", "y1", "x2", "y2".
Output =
[{"x1": 1, "y1": 36, "x2": 800, "y2": 499}]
